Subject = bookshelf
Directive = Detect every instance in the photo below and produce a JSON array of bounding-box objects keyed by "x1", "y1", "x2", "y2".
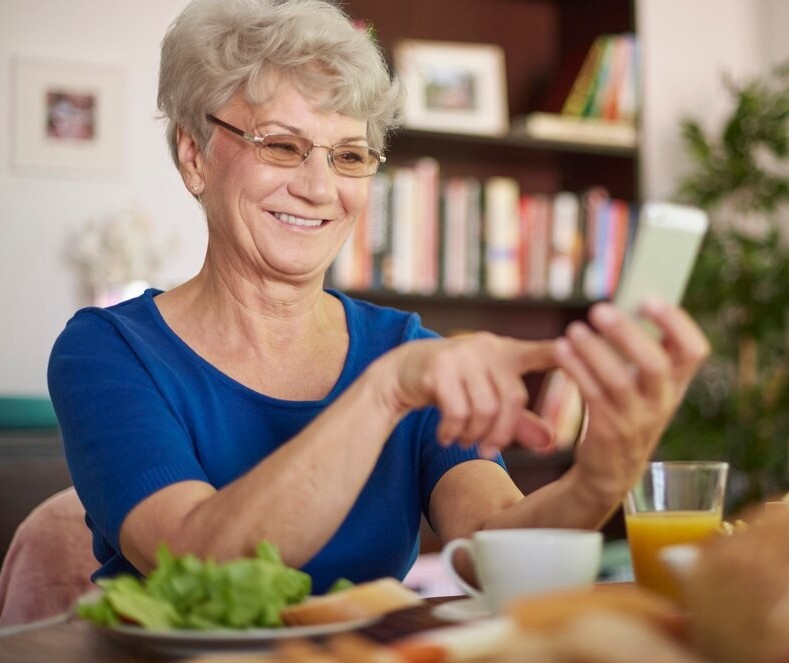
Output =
[
  {"x1": 340, "y1": 0, "x2": 636, "y2": 539},
  {"x1": 338, "y1": 0, "x2": 640, "y2": 325}
]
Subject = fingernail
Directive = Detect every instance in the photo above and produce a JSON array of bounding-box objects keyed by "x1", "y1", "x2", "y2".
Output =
[
  {"x1": 567, "y1": 322, "x2": 588, "y2": 339},
  {"x1": 555, "y1": 338, "x2": 571, "y2": 356},
  {"x1": 641, "y1": 297, "x2": 666, "y2": 315},
  {"x1": 591, "y1": 303, "x2": 617, "y2": 327}
]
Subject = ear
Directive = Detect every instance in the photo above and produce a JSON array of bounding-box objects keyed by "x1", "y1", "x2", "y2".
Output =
[{"x1": 176, "y1": 125, "x2": 205, "y2": 196}]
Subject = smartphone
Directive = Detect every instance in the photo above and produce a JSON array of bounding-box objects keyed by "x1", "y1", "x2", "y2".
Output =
[
  {"x1": 535, "y1": 202, "x2": 708, "y2": 446},
  {"x1": 614, "y1": 202, "x2": 709, "y2": 318}
]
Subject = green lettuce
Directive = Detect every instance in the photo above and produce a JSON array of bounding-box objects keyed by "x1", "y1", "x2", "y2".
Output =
[{"x1": 78, "y1": 541, "x2": 312, "y2": 630}]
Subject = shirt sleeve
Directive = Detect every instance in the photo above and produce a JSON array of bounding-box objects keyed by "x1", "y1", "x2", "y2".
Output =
[{"x1": 47, "y1": 309, "x2": 208, "y2": 551}]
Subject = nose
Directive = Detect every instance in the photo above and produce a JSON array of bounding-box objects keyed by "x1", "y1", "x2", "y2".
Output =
[
  {"x1": 288, "y1": 145, "x2": 337, "y2": 203},
  {"x1": 303, "y1": 145, "x2": 335, "y2": 172}
]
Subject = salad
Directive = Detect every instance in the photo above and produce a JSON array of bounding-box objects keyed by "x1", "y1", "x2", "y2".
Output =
[{"x1": 78, "y1": 541, "x2": 350, "y2": 630}]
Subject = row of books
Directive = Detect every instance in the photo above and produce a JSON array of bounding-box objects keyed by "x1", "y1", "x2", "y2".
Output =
[
  {"x1": 562, "y1": 32, "x2": 639, "y2": 123},
  {"x1": 516, "y1": 33, "x2": 639, "y2": 148},
  {"x1": 330, "y1": 159, "x2": 638, "y2": 302}
]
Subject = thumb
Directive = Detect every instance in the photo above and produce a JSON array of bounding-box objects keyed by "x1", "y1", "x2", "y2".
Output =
[{"x1": 512, "y1": 409, "x2": 556, "y2": 452}]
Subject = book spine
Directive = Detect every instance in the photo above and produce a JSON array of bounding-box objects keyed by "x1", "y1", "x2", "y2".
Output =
[
  {"x1": 390, "y1": 167, "x2": 417, "y2": 293},
  {"x1": 465, "y1": 178, "x2": 483, "y2": 295},
  {"x1": 368, "y1": 172, "x2": 392, "y2": 290},
  {"x1": 527, "y1": 194, "x2": 551, "y2": 299},
  {"x1": 484, "y1": 177, "x2": 521, "y2": 298},
  {"x1": 562, "y1": 35, "x2": 607, "y2": 117},
  {"x1": 548, "y1": 191, "x2": 581, "y2": 300}
]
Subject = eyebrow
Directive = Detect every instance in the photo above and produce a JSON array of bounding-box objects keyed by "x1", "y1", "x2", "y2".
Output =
[{"x1": 254, "y1": 120, "x2": 368, "y2": 144}]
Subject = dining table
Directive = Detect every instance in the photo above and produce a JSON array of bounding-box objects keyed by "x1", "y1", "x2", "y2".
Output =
[{"x1": 0, "y1": 596, "x2": 459, "y2": 663}]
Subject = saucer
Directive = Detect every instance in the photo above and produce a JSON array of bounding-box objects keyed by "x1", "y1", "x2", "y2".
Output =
[{"x1": 431, "y1": 596, "x2": 493, "y2": 622}]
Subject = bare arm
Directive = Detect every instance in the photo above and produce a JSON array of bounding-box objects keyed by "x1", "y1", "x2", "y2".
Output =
[
  {"x1": 430, "y1": 300, "x2": 710, "y2": 555},
  {"x1": 120, "y1": 335, "x2": 557, "y2": 574}
]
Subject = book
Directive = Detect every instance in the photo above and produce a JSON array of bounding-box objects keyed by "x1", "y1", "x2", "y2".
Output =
[
  {"x1": 464, "y1": 178, "x2": 483, "y2": 295},
  {"x1": 580, "y1": 187, "x2": 610, "y2": 300},
  {"x1": 521, "y1": 193, "x2": 551, "y2": 299},
  {"x1": 561, "y1": 35, "x2": 609, "y2": 117},
  {"x1": 600, "y1": 35, "x2": 634, "y2": 120},
  {"x1": 413, "y1": 157, "x2": 440, "y2": 295},
  {"x1": 441, "y1": 177, "x2": 465, "y2": 296},
  {"x1": 560, "y1": 33, "x2": 640, "y2": 123},
  {"x1": 389, "y1": 166, "x2": 418, "y2": 293},
  {"x1": 515, "y1": 112, "x2": 636, "y2": 149},
  {"x1": 616, "y1": 34, "x2": 639, "y2": 123},
  {"x1": 368, "y1": 172, "x2": 392, "y2": 289},
  {"x1": 483, "y1": 177, "x2": 521, "y2": 298},
  {"x1": 581, "y1": 35, "x2": 617, "y2": 118},
  {"x1": 548, "y1": 191, "x2": 581, "y2": 300}
]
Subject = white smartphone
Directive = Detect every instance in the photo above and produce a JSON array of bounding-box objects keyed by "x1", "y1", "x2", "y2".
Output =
[
  {"x1": 614, "y1": 202, "x2": 709, "y2": 318},
  {"x1": 535, "y1": 202, "x2": 708, "y2": 445}
]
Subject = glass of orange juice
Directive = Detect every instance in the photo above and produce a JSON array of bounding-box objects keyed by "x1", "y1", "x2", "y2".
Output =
[{"x1": 624, "y1": 461, "x2": 728, "y2": 602}]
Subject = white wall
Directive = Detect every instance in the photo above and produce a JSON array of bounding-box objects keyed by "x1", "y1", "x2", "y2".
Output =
[
  {"x1": 0, "y1": 0, "x2": 205, "y2": 396},
  {"x1": 638, "y1": 0, "x2": 788, "y2": 201},
  {"x1": 1, "y1": 0, "x2": 787, "y2": 396}
]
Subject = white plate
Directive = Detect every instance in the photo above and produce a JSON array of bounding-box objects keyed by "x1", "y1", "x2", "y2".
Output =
[
  {"x1": 431, "y1": 596, "x2": 493, "y2": 622},
  {"x1": 77, "y1": 593, "x2": 378, "y2": 656}
]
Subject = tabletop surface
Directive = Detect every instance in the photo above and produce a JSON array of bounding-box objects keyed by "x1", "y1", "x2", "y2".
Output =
[{"x1": 0, "y1": 597, "x2": 455, "y2": 663}]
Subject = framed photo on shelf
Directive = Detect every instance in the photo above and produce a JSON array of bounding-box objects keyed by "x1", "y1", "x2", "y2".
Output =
[
  {"x1": 11, "y1": 57, "x2": 125, "y2": 176},
  {"x1": 393, "y1": 39, "x2": 508, "y2": 136}
]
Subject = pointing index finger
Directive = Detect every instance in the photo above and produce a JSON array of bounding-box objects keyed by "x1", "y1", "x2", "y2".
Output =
[{"x1": 502, "y1": 338, "x2": 558, "y2": 374}]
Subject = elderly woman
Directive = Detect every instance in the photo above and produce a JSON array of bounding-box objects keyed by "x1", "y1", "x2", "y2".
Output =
[{"x1": 48, "y1": 0, "x2": 708, "y2": 593}]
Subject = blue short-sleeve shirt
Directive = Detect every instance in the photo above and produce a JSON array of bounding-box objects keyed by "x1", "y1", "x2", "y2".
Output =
[{"x1": 48, "y1": 289, "x2": 504, "y2": 592}]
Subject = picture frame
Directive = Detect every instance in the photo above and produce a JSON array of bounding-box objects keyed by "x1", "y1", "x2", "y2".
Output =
[
  {"x1": 11, "y1": 57, "x2": 126, "y2": 176},
  {"x1": 393, "y1": 40, "x2": 509, "y2": 136}
]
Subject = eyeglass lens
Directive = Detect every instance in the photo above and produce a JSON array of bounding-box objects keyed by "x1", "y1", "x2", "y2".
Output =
[{"x1": 257, "y1": 134, "x2": 381, "y2": 177}]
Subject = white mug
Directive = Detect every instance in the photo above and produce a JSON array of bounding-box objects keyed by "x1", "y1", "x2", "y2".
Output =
[{"x1": 441, "y1": 528, "x2": 603, "y2": 612}]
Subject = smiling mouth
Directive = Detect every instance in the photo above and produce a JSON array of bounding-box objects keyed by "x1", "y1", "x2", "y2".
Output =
[{"x1": 272, "y1": 211, "x2": 325, "y2": 228}]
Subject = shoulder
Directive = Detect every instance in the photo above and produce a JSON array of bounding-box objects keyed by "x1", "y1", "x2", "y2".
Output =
[
  {"x1": 329, "y1": 289, "x2": 439, "y2": 343},
  {"x1": 49, "y1": 289, "x2": 165, "y2": 372},
  {"x1": 54, "y1": 289, "x2": 162, "y2": 340}
]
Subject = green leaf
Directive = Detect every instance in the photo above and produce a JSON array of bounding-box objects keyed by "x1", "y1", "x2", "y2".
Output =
[{"x1": 77, "y1": 541, "x2": 313, "y2": 631}]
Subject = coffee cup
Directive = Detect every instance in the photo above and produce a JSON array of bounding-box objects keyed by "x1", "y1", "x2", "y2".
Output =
[{"x1": 441, "y1": 528, "x2": 603, "y2": 613}]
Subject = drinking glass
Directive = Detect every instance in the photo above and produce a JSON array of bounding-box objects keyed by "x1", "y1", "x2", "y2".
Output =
[{"x1": 624, "y1": 461, "x2": 728, "y2": 601}]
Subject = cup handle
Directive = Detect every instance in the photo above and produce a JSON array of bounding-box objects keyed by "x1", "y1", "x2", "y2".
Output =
[{"x1": 441, "y1": 538, "x2": 483, "y2": 598}]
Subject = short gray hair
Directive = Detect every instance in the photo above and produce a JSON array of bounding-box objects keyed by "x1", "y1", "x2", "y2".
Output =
[{"x1": 157, "y1": 0, "x2": 403, "y2": 167}]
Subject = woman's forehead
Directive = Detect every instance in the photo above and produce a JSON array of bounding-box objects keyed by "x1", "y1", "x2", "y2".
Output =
[{"x1": 227, "y1": 79, "x2": 367, "y2": 136}]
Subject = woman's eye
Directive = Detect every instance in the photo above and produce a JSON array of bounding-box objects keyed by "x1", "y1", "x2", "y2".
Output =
[
  {"x1": 267, "y1": 140, "x2": 302, "y2": 154},
  {"x1": 334, "y1": 148, "x2": 366, "y2": 163}
]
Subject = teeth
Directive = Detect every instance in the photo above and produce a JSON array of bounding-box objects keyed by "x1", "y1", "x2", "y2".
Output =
[{"x1": 273, "y1": 212, "x2": 323, "y2": 227}]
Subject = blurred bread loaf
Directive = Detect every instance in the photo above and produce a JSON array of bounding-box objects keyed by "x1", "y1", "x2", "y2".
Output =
[
  {"x1": 683, "y1": 504, "x2": 789, "y2": 663},
  {"x1": 280, "y1": 578, "x2": 423, "y2": 626},
  {"x1": 505, "y1": 582, "x2": 684, "y2": 637}
]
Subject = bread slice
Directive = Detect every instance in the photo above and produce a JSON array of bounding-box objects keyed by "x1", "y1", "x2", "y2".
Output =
[
  {"x1": 505, "y1": 583, "x2": 684, "y2": 637},
  {"x1": 281, "y1": 578, "x2": 423, "y2": 626}
]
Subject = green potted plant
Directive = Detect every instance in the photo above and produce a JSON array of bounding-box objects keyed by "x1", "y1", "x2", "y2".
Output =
[{"x1": 659, "y1": 61, "x2": 789, "y2": 508}]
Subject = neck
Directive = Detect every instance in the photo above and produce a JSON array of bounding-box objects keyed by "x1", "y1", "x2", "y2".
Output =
[{"x1": 157, "y1": 259, "x2": 338, "y2": 352}]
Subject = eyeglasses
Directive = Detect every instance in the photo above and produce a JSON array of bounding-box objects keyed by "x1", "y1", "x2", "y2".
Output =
[{"x1": 205, "y1": 114, "x2": 385, "y2": 178}]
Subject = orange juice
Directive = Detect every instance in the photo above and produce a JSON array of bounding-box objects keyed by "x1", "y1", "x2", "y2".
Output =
[{"x1": 625, "y1": 510, "x2": 721, "y2": 601}]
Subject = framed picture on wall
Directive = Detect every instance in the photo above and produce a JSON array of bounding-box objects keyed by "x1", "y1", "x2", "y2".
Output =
[
  {"x1": 11, "y1": 57, "x2": 126, "y2": 176},
  {"x1": 393, "y1": 40, "x2": 509, "y2": 136}
]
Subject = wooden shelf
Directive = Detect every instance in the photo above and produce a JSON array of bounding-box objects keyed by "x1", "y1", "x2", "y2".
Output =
[
  {"x1": 339, "y1": 289, "x2": 590, "y2": 341},
  {"x1": 391, "y1": 127, "x2": 637, "y2": 159}
]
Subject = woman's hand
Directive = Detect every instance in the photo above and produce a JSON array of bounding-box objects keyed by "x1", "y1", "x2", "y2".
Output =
[
  {"x1": 555, "y1": 299, "x2": 710, "y2": 507},
  {"x1": 376, "y1": 333, "x2": 558, "y2": 457}
]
